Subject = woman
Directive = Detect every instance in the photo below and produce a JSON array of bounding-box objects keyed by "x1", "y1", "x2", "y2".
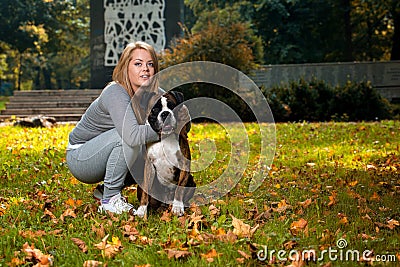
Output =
[{"x1": 66, "y1": 41, "x2": 185, "y2": 214}]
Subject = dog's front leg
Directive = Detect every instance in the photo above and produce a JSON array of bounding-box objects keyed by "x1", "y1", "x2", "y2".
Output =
[
  {"x1": 172, "y1": 137, "x2": 191, "y2": 216},
  {"x1": 171, "y1": 170, "x2": 189, "y2": 216},
  {"x1": 135, "y1": 158, "x2": 155, "y2": 219}
]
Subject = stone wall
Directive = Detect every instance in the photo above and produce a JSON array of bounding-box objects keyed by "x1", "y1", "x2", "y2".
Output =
[{"x1": 250, "y1": 61, "x2": 400, "y2": 102}]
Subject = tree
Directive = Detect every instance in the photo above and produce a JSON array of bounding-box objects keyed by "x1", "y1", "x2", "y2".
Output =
[{"x1": 0, "y1": 0, "x2": 90, "y2": 91}]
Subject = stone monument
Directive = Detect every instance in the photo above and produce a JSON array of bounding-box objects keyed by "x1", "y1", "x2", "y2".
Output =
[{"x1": 90, "y1": 0, "x2": 183, "y2": 89}]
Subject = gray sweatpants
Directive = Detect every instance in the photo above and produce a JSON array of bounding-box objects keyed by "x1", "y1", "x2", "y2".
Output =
[{"x1": 66, "y1": 128, "x2": 142, "y2": 199}]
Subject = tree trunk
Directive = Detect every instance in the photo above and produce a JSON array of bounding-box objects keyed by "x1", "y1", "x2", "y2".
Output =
[
  {"x1": 390, "y1": 2, "x2": 400, "y2": 60},
  {"x1": 43, "y1": 67, "x2": 52, "y2": 89},
  {"x1": 17, "y1": 53, "x2": 22, "y2": 91}
]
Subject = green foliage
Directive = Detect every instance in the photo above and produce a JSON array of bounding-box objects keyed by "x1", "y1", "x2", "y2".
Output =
[
  {"x1": 0, "y1": 0, "x2": 90, "y2": 90},
  {"x1": 264, "y1": 79, "x2": 393, "y2": 122}
]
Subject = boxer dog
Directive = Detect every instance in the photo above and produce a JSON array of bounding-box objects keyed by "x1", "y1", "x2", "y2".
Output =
[{"x1": 135, "y1": 91, "x2": 195, "y2": 217}]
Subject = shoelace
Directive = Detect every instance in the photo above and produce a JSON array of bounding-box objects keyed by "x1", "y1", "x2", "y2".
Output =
[{"x1": 113, "y1": 197, "x2": 133, "y2": 211}]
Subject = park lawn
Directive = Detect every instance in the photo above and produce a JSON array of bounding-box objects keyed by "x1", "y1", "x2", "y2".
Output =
[{"x1": 0, "y1": 121, "x2": 399, "y2": 266}]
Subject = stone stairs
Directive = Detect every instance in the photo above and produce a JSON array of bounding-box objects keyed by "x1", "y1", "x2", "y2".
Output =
[{"x1": 0, "y1": 89, "x2": 102, "y2": 122}]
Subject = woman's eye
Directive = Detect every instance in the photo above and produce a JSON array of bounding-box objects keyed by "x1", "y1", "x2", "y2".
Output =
[
  {"x1": 147, "y1": 62, "x2": 154, "y2": 67},
  {"x1": 134, "y1": 62, "x2": 142, "y2": 67}
]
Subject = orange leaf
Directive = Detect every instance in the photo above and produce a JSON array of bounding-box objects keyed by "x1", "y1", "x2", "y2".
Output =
[
  {"x1": 387, "y1": 219, "x2": 399, "y2": 230},
  {"x1": 370, "y1": 192, "x2": 381, "y2": 201},
  {"x1": 327, "y1": 191, "x2": 337, "y2": 207},
  {"x1": 160, "y1": 210, "x2": 172, "y2": 222},
  {"x1": 21, "y1": 242, "x2": 53, "y2": 266},
  {"x1": 231, "y1": 215, "x2": 259, "y2": 238},
  {"x1": 165, "y1": 249, "x2": 192, "y2": 259},
  {"x1": 298, "y1": 198, "x2": 312, "y2": 208},
  {"x1": 290, "y1": 218, "x2": 308, "y2": 236},
  {"x1": 71, "y1": 237, "x2": 88, "y2": 253},
  {"x1": 201, "y1": 248, "x2": 221, "y2": 262},
  {"x1": 94, "y1": 234, "x2": 123, "y2": 258},
  {"x1": 60, "y1": 208, "x2": 77, "y2": 222}
]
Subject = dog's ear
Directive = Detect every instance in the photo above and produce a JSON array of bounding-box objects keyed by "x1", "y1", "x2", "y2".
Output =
[{"x1": 169, "y1": 91, "x2": 184, "y2": 105}]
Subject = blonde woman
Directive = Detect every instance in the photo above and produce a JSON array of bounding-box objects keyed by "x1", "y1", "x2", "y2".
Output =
[{"x1": 66, "y1": 41, "x2": 188, "y2": 214}]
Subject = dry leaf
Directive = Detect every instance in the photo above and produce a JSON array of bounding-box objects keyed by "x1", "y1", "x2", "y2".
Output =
[
  {"x1": 201, "y1": 248, "x2": 221, "y2": 262},
  {"x1": 83, "y1": 260, "x2": 105, "y2": 267},
  {"x1": 327, "y1": 191, "x2": 337, "y2": 207},
  {"x1": 298, "y1": 198, "x2": 312, "y2": 208},
  {"x1": 237, "y1": 250, "x2": 251, "y2": 259},
  {"x1": 273, "y1": 199, "x2": 292, "y2": 213},
  {"x1": 60, "y1": 208, "x2": 77, "y2": 222},
  {"x1": 387, "y1": 219, "x2": 399, "y2": 230},
  {"x1": 231, "y1": 215, "x2": 259, "y2": 238},
  {"x1": 71, "y1": 237, "x2": 88, "y2": 253},
  {"x1": 164, "y1": 249, "x2": 192, "y2": 259},
  {"x1": 370, "y1": 192, "x2": 381, "y2": 201},
  {"x1": 209, "y1": 205, "x2": 220, "y2": 218},
  {"x1": 94, "y1": 234, "x2": 123, "y2": 259},
  {"x1": 290, "y1": 218, "x2": 308, "y2": 236},
  {"x1": 160, "y1": 210, "x2": 172, "y2": 222},
  {"x1": 21, "y1": 242, "x2": 53, "y2": 266},
  {"x1": 92, "y1": 223, "x2": 105, "y2": 239}
]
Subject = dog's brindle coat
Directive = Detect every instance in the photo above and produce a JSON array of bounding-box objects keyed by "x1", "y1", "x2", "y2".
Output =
[{"x1": 135, "y1": 91, "x2": 195, "y2": 217}]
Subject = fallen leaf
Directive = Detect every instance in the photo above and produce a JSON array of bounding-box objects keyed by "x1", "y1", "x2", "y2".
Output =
[
  {"x1": 83, "y1": 260, "x2": 104, "y2": 267},
  {"x1": 290, "y1": 218, "x2": 308, "y2": 236},
  {"x1": 164, "y1": 249, "x2": 192, "y2": 259},
  {"x1": 92, "y1": 223, "x2": 105, "y2": 239},
  {"x1": 60, "y1": 208, "x2": 77, "y2": 222},
  {"x1": 298, "y1": 198, "x2": 312, "y2": 208},
  {"x1": 370, "y1": 192, "x2": 380, "y2": 201},
  {"x1": 273, "y1": 199, "x2": 292, "y2": 213},
  {"x1": 348, "y1": 180, "x2": 358, "y2": 187},
  {"x1": 201, "y1": 248, "x2": 221, "y2": 262},
  {"x1": 327, "y1": 191, "x2": 337, "y2": 207},
  {"x1": 237, "y1": 250, "x2": 251, "y2": 259},
  {"x1": 209, "y1": 205, "x2": 220, "y2": 218},
  {"x1": 94, "y1": 234, "x2": 123, "y2": 259},
  {"x1": 71, "y1": 237, "x2": 88, "y2": 253},
  {"x1": 231, "y1": 215, "x2": 259, "y2": 238},
  {"x1": 21, "y1": 242, "x2": 53, "y2": 266},
  {"x1": 160, "y1": 210, "x2": 172, "y2": 222},
  {"x1": 387, "y1": 219, "x2": 399, "y2": 230}
]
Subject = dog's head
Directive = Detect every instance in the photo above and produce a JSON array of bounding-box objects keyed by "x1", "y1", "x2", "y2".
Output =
[{"x1": 147, "y1": 91, "x2": 184, "y2": 136}]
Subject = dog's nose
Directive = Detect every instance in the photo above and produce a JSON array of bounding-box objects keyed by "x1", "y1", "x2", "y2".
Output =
[{"x1": 160, "y1": 111, "x2": 170, "y2": 122}]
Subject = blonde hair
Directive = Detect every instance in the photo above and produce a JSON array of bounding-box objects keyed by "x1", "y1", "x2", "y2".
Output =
[{"x1": 112, "y1": 41, "x2": 160, "y2": 123}]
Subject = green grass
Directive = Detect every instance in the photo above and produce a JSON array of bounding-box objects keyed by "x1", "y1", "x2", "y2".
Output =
[
  {"x1": 0, "y1": 97, "x2": 8, "y2": 111},
  {"x1": 0, "y1": 121, "x2": 399, "y2": 266}
]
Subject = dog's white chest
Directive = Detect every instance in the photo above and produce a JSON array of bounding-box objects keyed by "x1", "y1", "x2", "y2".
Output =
[{"x1": 147, "y1": 136, "x2": 180, "y2": 186}]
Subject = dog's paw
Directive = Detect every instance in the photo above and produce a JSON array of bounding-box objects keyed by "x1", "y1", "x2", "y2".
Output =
[
  {"x1": 171, "y1": 200, "x2": 184, "y2": 217},
  {"x1": 134, "y1": 205, "x2": 147, "y2": 218}
]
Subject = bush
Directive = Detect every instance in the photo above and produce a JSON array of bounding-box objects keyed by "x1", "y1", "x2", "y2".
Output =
[
  {"x1": 264, "y1": 79, "x2": 394, "y2": 122},
  {"x1": 264, "y1": 78, "x2": 334, "y2": 122},
  {"x1": 160, "y1": 22, "x2": 260, "y2": 74},
  {"x1": 331, "y1": 81, "x2": 392, "y2": 121}
]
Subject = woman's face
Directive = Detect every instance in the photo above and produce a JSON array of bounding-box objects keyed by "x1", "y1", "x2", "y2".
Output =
[{"x1": 128, "y1": 48, "x2": 155, "y2": 92}]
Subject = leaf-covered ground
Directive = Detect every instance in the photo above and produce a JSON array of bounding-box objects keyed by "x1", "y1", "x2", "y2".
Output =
[{"x1": 0, "y1": 121, "x2": 399, "y2": 266}]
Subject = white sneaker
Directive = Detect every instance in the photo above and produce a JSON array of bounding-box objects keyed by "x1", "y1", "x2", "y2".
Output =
[{"x1": 98, "y1": 193, "x2": 135, "y2": 214}]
